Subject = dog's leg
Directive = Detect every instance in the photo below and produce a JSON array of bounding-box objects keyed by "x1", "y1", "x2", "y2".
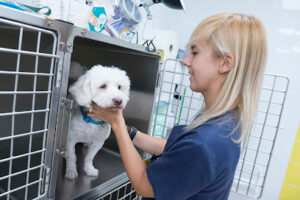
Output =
[
  {"x1": 84, "y1": 141, "x2": 104, "y2": 177},
  {"x1": 65, "y1": 141, "x2": 78, "y2": 180}
]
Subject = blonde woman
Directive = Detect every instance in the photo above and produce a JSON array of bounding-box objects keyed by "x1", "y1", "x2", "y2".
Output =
[{"x1": 87, "y1": 13, "x2": 267, "y2": 200}]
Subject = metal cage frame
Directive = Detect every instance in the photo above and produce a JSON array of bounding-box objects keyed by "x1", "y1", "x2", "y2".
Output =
[
  {"x1": 0, "y1": 17, "x2": 59, "y2": 200},
  {"x1": 0, "y1": 6, "x2": 159, "y2": 200}
]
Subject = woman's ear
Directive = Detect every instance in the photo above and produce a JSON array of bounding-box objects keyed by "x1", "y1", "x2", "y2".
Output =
[
  {"x1": 218, "y1": 53, "x2": 234, "y2": 73},
  {"x1": 68, "y1": 73, "x2": 92, "y2": 107}
]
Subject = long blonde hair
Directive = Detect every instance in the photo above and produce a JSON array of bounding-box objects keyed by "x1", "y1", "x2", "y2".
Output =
[{"x1": 185, "y1": 13, "x2": 267, "y2": 148}]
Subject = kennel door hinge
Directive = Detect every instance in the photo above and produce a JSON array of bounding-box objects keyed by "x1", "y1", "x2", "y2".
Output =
[
  {"x1": 55, "y1": 58, "x2": 63, "y2": 88},
  {"x1": 59, "y1": 41, "x2": 73, "y2": 52},
  {"x1": 56, "y1": 98, "x2": 73, "y2": 158},
  {"x1": 40, "y1": 166, "x2": 51, "y2": 195}
]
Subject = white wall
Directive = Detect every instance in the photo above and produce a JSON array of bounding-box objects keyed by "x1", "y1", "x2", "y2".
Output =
[{"x1": 145, "y1": 0, "x2": 300, "y2": 199}]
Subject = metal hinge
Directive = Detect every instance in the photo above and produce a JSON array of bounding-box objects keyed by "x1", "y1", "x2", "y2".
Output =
[
  {"x1": 55, "y1": 58, "x2": 62, "y2": 88},
  {"x1": 56, "y1": 98, "x2": 73, "y2": 158},
  {"x1": 40, "y1": 166, "x2": 51, "y2": 195}
]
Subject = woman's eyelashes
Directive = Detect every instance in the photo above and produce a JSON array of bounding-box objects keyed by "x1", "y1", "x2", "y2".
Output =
[{"x1": 191, "y1": 51, "x2": 199, "y2": 56}]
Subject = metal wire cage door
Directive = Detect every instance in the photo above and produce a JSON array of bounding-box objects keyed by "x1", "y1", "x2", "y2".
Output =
[
  {"x1": 151, "y1": 59, "x2": 289, "y2": 199},
  {"x1": 0, "y1": 18, "x2": 59, "y2": 199}
]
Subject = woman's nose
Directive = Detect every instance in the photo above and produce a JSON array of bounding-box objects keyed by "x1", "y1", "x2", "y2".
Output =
[{"x1": 182, "y1": 54, "x2": 191, "y2": 68}]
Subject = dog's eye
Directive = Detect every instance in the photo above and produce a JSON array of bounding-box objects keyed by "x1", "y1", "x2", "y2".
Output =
[
  {"x1": 100, "y1": 84, "x2": 106, "y2": 89},
  {"x1": 118, "y1": 85, "x2": 121, "y2": 90}
]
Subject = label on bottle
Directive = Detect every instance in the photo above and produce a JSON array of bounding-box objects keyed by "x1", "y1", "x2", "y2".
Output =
[{"x1": 88, "y1": 7, "x2": 107, "y2": 32}]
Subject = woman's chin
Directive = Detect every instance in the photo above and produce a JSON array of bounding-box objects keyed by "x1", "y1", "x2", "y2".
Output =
[{"x1": 189, "y1": 85, "x2": 203, "y2": 93}]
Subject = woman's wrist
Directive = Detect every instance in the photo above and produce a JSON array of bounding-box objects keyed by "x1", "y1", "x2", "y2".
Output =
[
  {"x1": 127, "y1": 125, "x2": 138, "y2": 140},
  {"x1": 111, "y1": 117, "x2": 126, "y2": 132}
]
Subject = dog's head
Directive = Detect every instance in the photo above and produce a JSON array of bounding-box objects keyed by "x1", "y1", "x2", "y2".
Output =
[{"x1": 69, "y1": 65, "x2": 130, "y2": 109}]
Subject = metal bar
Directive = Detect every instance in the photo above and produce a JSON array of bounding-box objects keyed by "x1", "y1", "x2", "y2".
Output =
[
  {"x1": 129, "y1": 185, "x2": 133, "y2": 199},
  {"x1": 0, "y1": 129, "x2": 47, "y2": 142},
  {"x1": 256, "y1": 111, "x2": 282, "y2": 116},
  {"x1": 0, "y1": 91, "x2": 51, "y2": 94},
  {"x1": 151, "y1": 69, "x2": 164, "y2": 138},
  {"x1": 0, "y1": 70, "x2": 54, "y2": 76},
  {"x1": 0, "y1": 164, "x2": 44, "y2": 181},
  {"x1": 118, "y1": 190, "x2": 137, "y2": 200},
  {"x1": 7, "y1": 26, "x2": 23, "y2": 200},
  {"x1": 258, "y1": 76, "x2": 289, "y2": 198},
  {"x1": 238, "y1": 158, "x2": 268, "y2": 167},
  {"x1": 0, "y1": 47, "x2": 59, "y2": 59},
  {"x1": 234, "y1": 178, "x2": 263, "y2": 188},
  {"x1": 162, "y1": 60, "x2": 176, "y2": 138},
  {"x1": 174, "y1": 61, "x2": 186, "y2": 125},
  {"x1": 234, "y1": 169, "x2": 265, "y2": 180},
  {"x1": 161, "y1": 78, "x2": 288, "y2": 94},
  {"x1": 0, "y1": 17, "x2": 57, "y2": 38},
  {"x1": 0, "y1": 179, "x2": 43, "y2": 197},
  {"x1": 0, "y1": 15, "x2": 59, "y2": 199},
  {"x1": 259, "y1": 100, "x2": 284, "y2": 106},
  {"x1": 31, "y1": 193, "x2": 47, "y2": 200},
  {"x1": 38, "y1": 32, "x2": 57, "y2": 196},
  {"x1": 248, "y1": 122, "x2": 278, "y2": 129},
  {"x1": 159, "y1": 90, "x2": 202, "y2": 100},
  {"x1": 235, "y1": 131, "x2": 253, "y2": 193},
  {"x1": 244, "y1": 146, "x2": 272, "y2": 154},
  {"x1": 244, "y1": 77, "x2": 277, "y2": 195},
  {"x1": 25, "y1": 31, "x2": 41, "y2": 200},
  {"x1": 0, "y1": 109, "x2": 49, "y2": 117},
  {"x1": 0, "y1": 149, "x2": 46, "y2": 163}
]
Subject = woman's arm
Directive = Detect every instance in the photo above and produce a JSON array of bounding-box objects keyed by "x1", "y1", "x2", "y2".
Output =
[
  {"x1": 113, "y1": 122, "x2": 154, "y2": 197},
  {"x1": 132, "y1": 130, "x2": 166, "y2": 155},
  {"x1": 87, "y1": 103, "x2": 155, "y2": 198}
]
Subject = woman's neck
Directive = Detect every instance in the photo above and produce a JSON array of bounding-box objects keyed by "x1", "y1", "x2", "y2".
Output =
[{"x1": 202, "y1": 83, "x2": 222, "y2": 111}]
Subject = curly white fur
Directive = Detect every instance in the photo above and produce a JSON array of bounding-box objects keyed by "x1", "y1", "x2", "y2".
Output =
[{"x1": 65, "y1": 63, "x2": 130, "y2": 180}]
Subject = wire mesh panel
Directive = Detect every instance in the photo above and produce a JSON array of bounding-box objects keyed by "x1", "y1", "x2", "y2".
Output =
[
  {"x1": 151, "y1": 59, "x2": 289, "y2": 199},
  {"x1": 0, "y1": 18, "x2": 59, "y2": 200},
  {"x1": 232, "y1": 74, "x2": 289, "y2": 198},
  {"x1": 150, "y1": 59, "x2": 204, "y2": 138},
  {"x1": 97, "y1": 181, "x2": 138, "y2": 200}
]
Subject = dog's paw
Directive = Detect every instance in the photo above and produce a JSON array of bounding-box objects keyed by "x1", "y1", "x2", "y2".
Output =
[
  {"x1": 84, "y1": 167, "x2": 99, "y2": 177},
  {"x1": 65, "y1": 170, "x2": 78, "y2": 180}
]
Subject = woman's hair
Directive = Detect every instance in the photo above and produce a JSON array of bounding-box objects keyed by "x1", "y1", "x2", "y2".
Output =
[{"x1": 185, "y1": 13, "x2": 267, "y2": 148}]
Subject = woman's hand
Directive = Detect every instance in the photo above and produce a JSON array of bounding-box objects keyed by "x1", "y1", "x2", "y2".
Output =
[
  {"x1": 86, "y1": 102, "x2": 125, "y2": 129},
  {"x1": 87, "y1": 103, "x2": 154, "y2": 197}
]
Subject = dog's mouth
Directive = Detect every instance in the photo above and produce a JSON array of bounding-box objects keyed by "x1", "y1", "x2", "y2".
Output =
[{"x1": 107, "y1": 105, "x2": 123, "y2": 110}]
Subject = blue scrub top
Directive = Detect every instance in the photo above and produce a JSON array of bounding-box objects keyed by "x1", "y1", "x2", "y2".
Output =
[{"x1": 143, "y1": 110, "x2": 241, "y2": 200}]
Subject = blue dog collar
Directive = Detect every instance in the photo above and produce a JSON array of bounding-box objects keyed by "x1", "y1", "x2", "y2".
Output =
[{"x1": 80, "y1": 106, "x2": 106, "y2": 125}]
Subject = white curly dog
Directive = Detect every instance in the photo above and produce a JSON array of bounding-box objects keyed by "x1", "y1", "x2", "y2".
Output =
[{"x1": 65, "y1": 63, "x2": 130, "y2": 180}]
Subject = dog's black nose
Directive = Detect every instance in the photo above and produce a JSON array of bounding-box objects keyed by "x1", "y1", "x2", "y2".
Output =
[{"x1": 113, "y1": 98, "x2": 122, "y2": 106}]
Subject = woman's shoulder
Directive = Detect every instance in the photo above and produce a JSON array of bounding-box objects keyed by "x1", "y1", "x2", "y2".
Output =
[
  {"x1": 195, "y1": 109, "x2": 240, "y2": 138},
  {"x1": 187, "y1": 110, "x2": 241, "y2": 157},
  {"x1": 166, "y1": 109, "x2": 241, "y2": 153}
]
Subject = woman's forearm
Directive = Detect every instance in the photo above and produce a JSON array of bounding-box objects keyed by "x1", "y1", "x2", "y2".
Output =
[
  {"x1": 112, "y1": 122, "x2": 154, "y2": 198},
  {"x1": 132, "y1": 131, "x2": 166, "y2": 155}
]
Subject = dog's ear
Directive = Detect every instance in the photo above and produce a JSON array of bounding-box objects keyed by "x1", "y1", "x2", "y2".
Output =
[{"x1": 68, "y1": 73, "x2": 92, "y2": 107}]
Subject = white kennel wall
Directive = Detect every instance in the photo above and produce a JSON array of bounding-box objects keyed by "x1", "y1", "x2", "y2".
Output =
[{"x1": 149, "y1": 0, "x2": 300, "y2": 199}]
